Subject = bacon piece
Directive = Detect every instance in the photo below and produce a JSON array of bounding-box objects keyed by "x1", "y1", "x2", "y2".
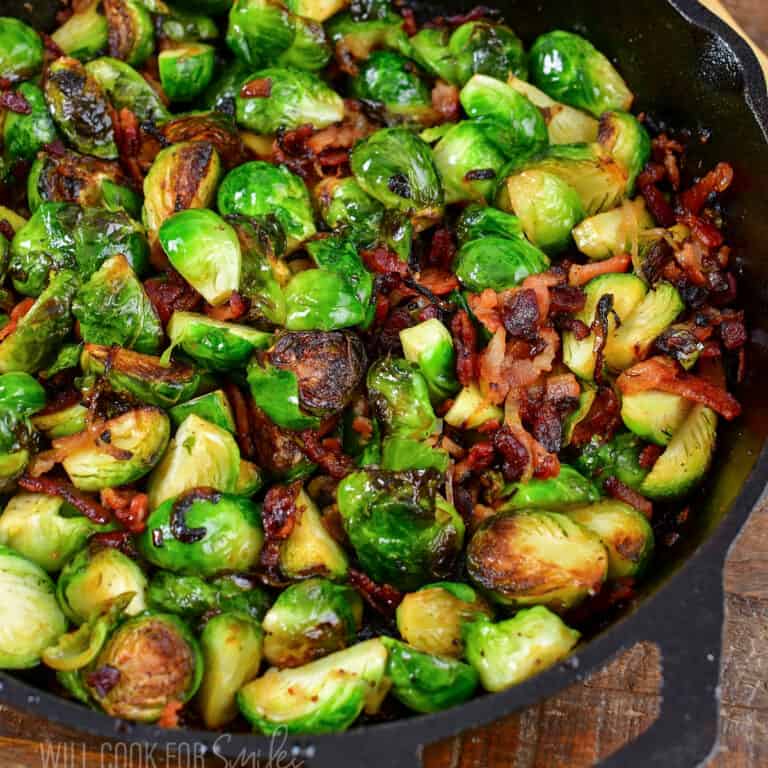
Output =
[
  {"x1": 679, "y1": 162, "x2": 734, "y2": 216},
  {"x1": 493, "y1": 425, "x2": 529, "y2": 482},
  {"x1": 453, "y1": 441, "x2": 495, "y2": 483},
  {"x1": 89, "y1": 530, "x2": 137, "y2": 557},
  {"x1": 604, "y1": 476, "x2": 653, "y2": 518},
  {"x1": 639, "y1": 444, "x2": 663, "y2": 469},
  {"x1": 501, "y1": 288, "x2": 540, "y2": 341},
  {"x1": 400, "y1": 6, "x2": 418, "y2": 36},
  {"x1": 678, "y1": 212, "x2": 724, "y2": 249},
  {"x1": 157, "y1": 700, "x2": 183, "y2": 729},
  {"x1": 569, "y1": 253, "x2": 631, "y2": 286},
  {"x1": 239, "y1": 77, "x2": 272, "y2": 98},
  {"x1": 298, "y1": 429, "x2": 354, "y2": 479},
  {"x1": 261, "y1": 480, "x2": 302, "y2": 541},
  {"x1": 361, "y1": 245, "x2": 409, "y2": 276},
  {"x1": 204, "y1": 291, "x2": 248, "y2": 322},
  {"x1": 637, "y1": 163, "x2": 676, "y2": 227},
  {"x1": 224, "y1": 383, "x2": 255, "y2": 460},
  {"x1": 18, "y1": 476, "x2": 110, "y2": 524},
  {"x1": 451, "y1": 310, "x2": 478, "y2": 386},
  {"x1": 549, "y1": 284, "x2": 586, "y2": 315},
  {"x1": 546, "y1": 373, "x2": 580, "y2": 402},
  {"x1": 467, "y1": 289, "x2": 501, "y2": 333},
  {"x1": 143, "y1": 270, "x2": 202, "y2": 325},
  {"x1": 570, "y1": 386, "x2": 621, "y2": 447},
  {"x1": 431, "y1": 80, "x2": 460, "y2": 122},
  {"x1": 414, "y1": 268, "x2": 459, "y2": 295},
  {"x1": 348, "y1": 568, "x2": 403, "y2": 616},
  {"x1": 521, "y1": 271, "x2": 562, "y2": 319},
  {"x1": 617, "y1": 356, "x2": 741, "y2": 420},
  {"x1": 100, "y1": 488, "x2": 149, "y2": 533}
]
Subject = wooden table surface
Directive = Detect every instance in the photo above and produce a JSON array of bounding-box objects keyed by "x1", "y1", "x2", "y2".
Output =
[{"x1": 2, "y1": 1, "x2": 768, "y2": 766}]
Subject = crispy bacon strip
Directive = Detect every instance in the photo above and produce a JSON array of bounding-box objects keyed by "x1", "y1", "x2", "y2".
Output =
[
  {"x1": 467, "y1": 289, "x2": 501, "y2": 333},
  {"x1": 679, "y1": 162, "x2": 734, "y2": 216},
  {"x1": 18, "y1": 476, "x2": 110, "y2": 524},
  {"x1": 224, "y1": 383, "x2": 255, "y2": 460},
  {"x1": 451, "y1": 310, "x2": 478, "y2": 386},
  {"x1": 604, "y1": 476, "x2": 653, "y2": 519},
  {"x1": 348, "y1": 568, "x2": 403, "y2": 616},
  {"x1": 617, "y1": 356, "x2": 741, "y2": 420},
  {"x1": 100, "y1": 488, "x2": 149, "y2": 533},
  {"x1": 414, "y1": 268, "x2": 459, "y2": 296},
  {"x1": 569, "y1": 253, "x2": 631, "y2": 287}
]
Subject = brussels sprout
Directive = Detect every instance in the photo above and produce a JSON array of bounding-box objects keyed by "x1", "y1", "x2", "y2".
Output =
[
  {"x1": 455, "y1": 204, "x2": 523, "y2": 244},
  {"x1": 572, "y1": 198, "x2": 654, "y2": 260},
  {"x1": 2, "y1": 83, "x2": 58, "y2": 165},
  {"x1": 0, "y1": 18, "x2": 43, "y2": 83},
  {"x1": 45, "y1": 57, "x2": 117, "y2": 159},
  {"x1": 41, "y1": 342, "x2": 83, "y2": 380},
  {"x1": 463, "y1": 607, "x2": 580, "y2": 692},
  {"x1": 0, "y1": 545, "x2": 67, "y2": 668},
  {"x1": 380, "y1": 436, "x2": 448, "y2": 473},
  {"x1": 0, "y1": 370, "x2": 46, "y2": 417},
  {"x1": 198, "y1": 611, "x2": 264, "y2": 728},
  {"x1": 408, "y1": 27, "x2": 458, "y2": 84},
  {"x1": 262, "y1": 577, "x2": 362, "y2": 668},
  {"x1": 449, "y1": 21, "x2": 527, "y2": 84},
  {"x1": 575, "y1": 431, "x2": 649, "y2": 493},
  {"x1": 466, "y1": 510, "x2": 608, "y2": 610},
  {"x1": 158, "y1": 8, "x2": 219, "y2": 42},
  {"x1": 529, "y1": 30, "x2": 633, "y2": 117},
  {"x1": 351, "y1": 128, "x2": 443, "y2": 226},
  {"x1": 159, "y1": 209, "x2": 241, "y2": 306},
  {"x1": 58, "y1": 546, "x2": 147, "y2": 624},
  {"x1": 62, "y1": 407, "x2": 170, "y2": 491},
  {"x1": 169, "y1": 390, "x2": 236, "y2": 433},
  {"x1": 0, "y1": 493, "x2": 111, "y2": 573},
  {"x1": 139, "y1": 489, "x2": 263, "y2": 576},
  {"x1": 103, "y1": 0, "x2": 154, "y2": 66},
  {"x1": 142, "y1": 141, "x2": 222, "y2": 233},
  {"x1": 81, "y1": 344, "x2": 201, "y2": 408},
  {"x1": 158, "y1": 43, "x2": 216, "y2": 101},
  {"x1": 285, "y1": 0, "x2": 347, "y2": 23},
  {"x1": 0, "y1": 269, "x2": 77, "y2": 374},
  {"x1": 367, "y1": 357, "x2": 437, "y2": 440},
  {"x1": 315, "y1": 176, "x2": 383, "y2": 241},
  {"x1": 73, "y1": 255, "x2": 163, "y2": 354},
  {"x1": 85, "y1": 56, "x2": 170, "y2": 123},
  {"x1": 499, "y1": 465, "x2": 600, "y2": 511},
  {"x1": 598, "y1": 112, "x2": 651, "y2": 194},
  {"x1": 236, "y1": 67, "x2": 344, "y2": 133},
  {"x1": 147, "y1": 414, "x2": 243, "y2": 509},
  {"x1": 507, "y1": 75, "x2": 600, "y2": 145},
  {"x1": 443, "y1": 383, "x2": 504, "y2": 430},
  {"x1": 400, "y1": 317, "x2": 460, "y2": 403},
  {"x1": 247, "y1": 361, "x2": 319, "y2": 431},
  {"x1": 237, "y1": 638, "x2": 389, "y2": 734},
  {"x1": 51, "y1": 1, "x2": 109, "y2": 61},
  {"x1": 85, "y1": 611, "x2": 203, "y2": 722},
  {"x1": 621, "y1": 389, "x2": 691, "y2": 447},
  {"x1": 226, "y1": 0, "x2": 294, "y2": 66},
  {"x1": 432, "y1": 122, "x2": 508, "y2": 205},
  {"x1": 326, "y1": 10, "x2": 410, "y2": 64},
  {"x1": 218, "y1": 161, "x2": 315, "y2": 252},
  {"x1": 0, "y1": 371, "x2": 43, "y2": 486},
  {"x1": 337, "y1": 469, "x2": 464, "y2": 591},
  {"x1": 277, "y1": 16, "x2": 331, "y2": 71},
  {"x1": 453, "y1": 236, "x2": 549, "y2": 292},
  {"x1": 396, "y1": 581, "x2": 493, "y2": 658},
  {"x1": 32, "y1": 402, "x2": 89, "y2": 440}
]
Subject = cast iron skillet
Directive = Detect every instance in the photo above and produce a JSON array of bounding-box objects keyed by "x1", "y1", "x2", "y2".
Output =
[{"x1": 1, "y1": 0, "x2": 767, "y2": 765}]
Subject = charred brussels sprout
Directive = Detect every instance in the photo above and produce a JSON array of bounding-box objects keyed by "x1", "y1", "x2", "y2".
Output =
[
  {"x1": 139, "y1": 490, "x2": 263, "y2": 576},
  {"x1": 218, "y1": 161, "x2": 315, "y2": 251},
  {"x1": 598, "y1": 112, "x2": 651, "y2": 194},
  {"x1": 381, "y1": 637, "x2": 478, "y2": 713},
  {"x1": 337, "y1": 469, "x2": 464, "y2": 591},
  {"x1": 0, "y1": 545, "x2": 67, "y2": 669},
  {"x1": 159, "y1": 43, "x2": 216, "y2": 101},
  {"x1": 237, "y1": 638, "x2": 389, "y2": 734},
  {"x1": 198, "y1": 612, "x2": 264, "y2": 728},
  {"x1": 52, "y1": 1, "x2": 109, "y2": 60},
  {"x1": 0, "y1": 493, "x2": 111, "y2": 573},
  {"x1": 2, "y1": 83, "x2": 58, "y2": 165},
  {"x1": 463, "y1": 608, "x2": 580, "y2": 692},
  {"x1": 396, "y1": 581, "x2": 493, "y2": 658},
  {"x1": 0, "y1": 269, "x2": 77, "y2": 374},
  {"x1": 466, "y1": 510, "x2": 608, "y2": 610},
  {"x1": 262, "y1": 578, "x2": 362, "y2": 667},
  {"x1": 45, "y1": 57, "x2": 117, "y2": 159},
  {"x1": 159, "y1": 209, "x2": 241, "y2": 306},
  {"x1": 450, "y1": 21, "x2": 526, "y2": 84},
  {"x1": 57, "y1": 546, "x2": 147, "y2": 624},
  {"x1": 142, "y1": 141, "x2": 222, "y2": 233},
  {"x1": 236, "y1": 68, "x2": 343, "y2": 133},
  {"x1": 103, "y1": 0, "x2": 154, "y2": 66},
  {"x1": 0, "y1": 18, "x2": 43, "y2": 83},
  {"x1": 85, "y1": 612, "x2": 202, "y2": 722},
  {"x1": 351, "y1": 128, "x2": 443, "y2": 226},
  {"x1": 529, "y1": 30, "x2": 633, "y2": 117},
  {"x1": 147, "y1": 415, "x2": 244, "y2": 509},
  {"x1": 73, "y1": 255, "x2": 163, "y2": 354},
  {"x1": 62, "y1": 407, "x2": 170, "y2": 491},
  {"x1": 453, "y1": 236, "x2": 549, "y2": 292}
]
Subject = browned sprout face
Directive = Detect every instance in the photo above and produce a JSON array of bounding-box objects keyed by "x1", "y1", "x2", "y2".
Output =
[{"x1": 159, "y1": 112, "x2": 247, "y2": 170}]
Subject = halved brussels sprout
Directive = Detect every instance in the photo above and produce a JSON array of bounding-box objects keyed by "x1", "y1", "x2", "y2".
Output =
[
  {"x1": 408, "y1": 27, "x2": 457, "y2": 83},
  {"x1": 62, "y1": 407, "x2": 170, "y2": 491},
  {"x1": 73, "y1": 255, "x2": 163, "y2": 354},
  {"x1": 169, "y1": 390, "x2": 236, "y2": 433},
  {"x1": 159, "y1": 209, "x2": 241, "y2": 306},
  {"x1": 351, "y1": 128, "x2": 443, "y2": 226},
  {"x1": 85, "y1": 611, "x2": 203, "y2": 722},
  {"x1": 226, "y1": 0, "x2": 295, "y2": 66},
  {"x1": 443, "y1": 384, "x2": 504, "y2": 430},
  {"x1": 247, "y1": 359, "x2": 320, "y2": 431},
  {"x1": 280, "y1": 489, "x2": 349, "y2": 580},
  {"x1": 0, "y1": 269, "x2": 77, "y2": 374},
  {"x1": 0, "y1": 371, "x2": 42, "y2": 487},
  {"x1": 337, "y1": 469, "x2": 464, "y2": 591},
  {"x1": 102, "y1": 0, "x2": 153, "y2": 66},
  {"x1": 218, "y1": 161, "x2": 316, "y2": 252},
  {"x1": 262, "y1": 577, "x2": 363, "y2": 667},
  {"x1": 453, "y1": 236, "x2": 549, "y2": 292},
  {"x1": 572, "y1": 198, "x2": 654, "y2": 260},
  {"x1": 139, "y1": 490, "x2": 263, "y2": 576},
  {"x1": 142, "y1": 141, "x2": 222, "y2": 233},
  {"x1": 0, "y1": 17, "x2": 43, "y2": 83},
  {"x1": 620, "y1": 389, "x2": 691, "y2": 446},
  {"x1": 57, "y1": 546, "x2": 147, "y2": 624},
  {"x1": 85, "y1": 56, "x2": 170, "y2": 122},
  {"x1": 326, "y1": 9, "x2": 410, "y2": 64},
  {"x1": 32, "y1": 402, "x2": 89, "y2": 440},
  {"x1": 598, "y1": 111, "x2": 651, "y2": 195},
  {"x1": 529, "y1": 30, "x2": 633, "y2": 117},
  {"x1": 499, "y1": 465, "x2": 600, "y2": 511},
  {"x1": 2, "y1": 83, "x2": 58, "y2": 165},
  {"x1": 277, "y1": 16, "x2": 331, "y2": 71},
  {"x1": 0, "y1": 545, "x2": 67, "y2": 668},
  {"x1": 198, "y1": 611, "x2": 264, "y2": 728},
  {"x1": 575, "y1": 431, "x2": 649, "y2": 493},
  {"x1": 568, "y1": 500, "x2": 654, "y2": 578},
  {"x1": 236, "y1": 67, "x2": 344, "y2": 133},
  {"x1": 237, "y1": 638, "x2": 389, "y2": 735},
  {"x1": 45, "y1": 57, "x2": 117, "y2": 159},
  {"x1": 396, "y1": 581, "x2": 493, "y2": 658},
  {"x1": 456, "y1": 204, "x2": 522, "y2": 244},
  {"x1": 449, "y1": 20, "x2": 527, "y2": 84},
  {"x1": 166, "y1": 312, "x2": 272, "y2": 371},
  {"x1": 380, "y1": 436, "x2": 448, "y2": 473},
  {"x1": 51, "y1": 1, "x2": 109, "y2": 61},
  {"x1": 467, "y1": 510, "x2": 608, "y2": 610},
  {"x1": 315, "y1": 176, "x2": 383, "y2": 240},
  {"x1": 81, "y1": 344, "x2": 201, "y2": 408},
  {"x1": 0, "y1": 493, "x2": 111, "y2": 573},
  {"x1": 463, "y1": 607, "x2": 580, "y2": 692},
  {"x1": 159, "y1": 43, "x2": 216, "y2": 101},
  {"x1": 147, "y1": 414, "x2": 243, "y2": 509}
]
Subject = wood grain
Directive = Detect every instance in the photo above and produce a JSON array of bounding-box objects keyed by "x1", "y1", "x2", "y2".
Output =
[{"x1": 1, "y1": 1, "x2": 766, "y2": 766}]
